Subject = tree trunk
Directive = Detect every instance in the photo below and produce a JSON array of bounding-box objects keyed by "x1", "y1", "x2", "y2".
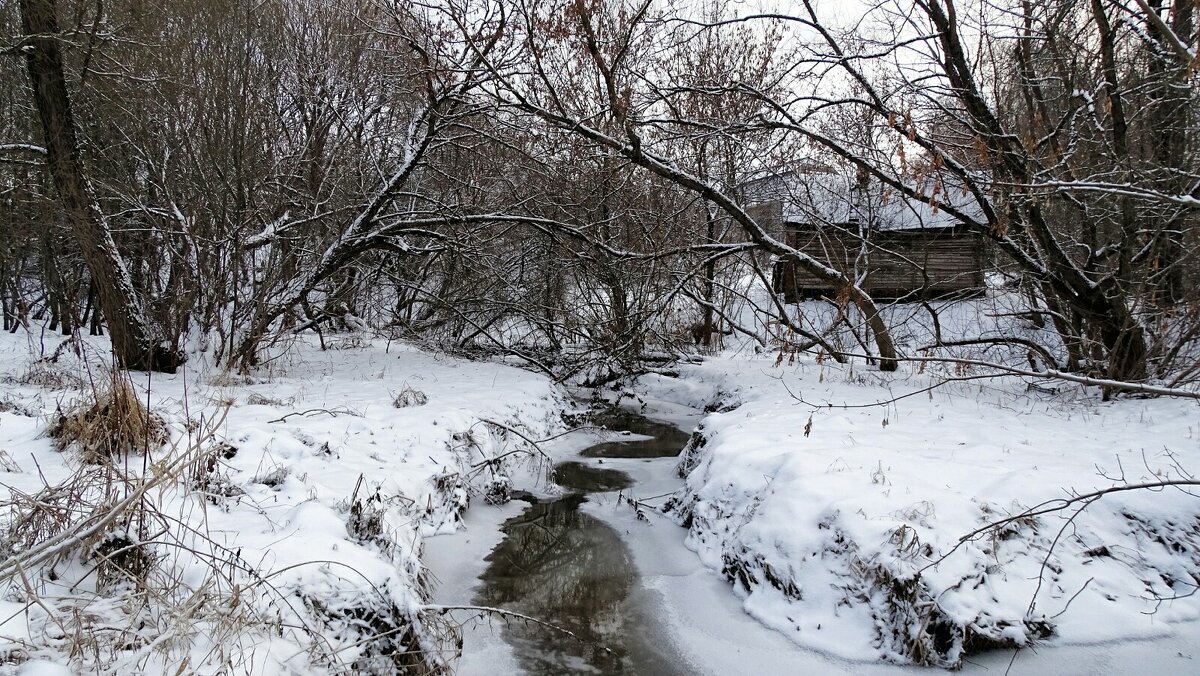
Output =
[
  {"x1": 700, "y1": 207, "x2": 718, "y2": 347},
  {"x1": 19, "y1": 0, "x2": 182, "y2": 372},
  {"x1": 924, "y1": 0, "x2": 1146, "y2": 381},
  {"x1": 1146, "y1": 0, "x2": 1193, "y2": 306}
]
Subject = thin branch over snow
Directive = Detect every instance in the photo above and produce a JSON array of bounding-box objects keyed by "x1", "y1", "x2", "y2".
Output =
[{"x1": 923, "y1": 478, "x2": 1200, "y2": 574}]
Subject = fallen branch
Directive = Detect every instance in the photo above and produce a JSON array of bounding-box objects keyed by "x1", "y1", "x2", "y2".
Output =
[
  {"x1": 268, "y1": 407, "x2": 363, "y2": 424},
  {"x1": 808, "y1": 348, "x2": 1200, "y2": 400}
]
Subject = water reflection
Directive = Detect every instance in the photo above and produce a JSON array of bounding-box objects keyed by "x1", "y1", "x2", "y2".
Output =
[
  {"x1": 580, "y1": 411, "x2": 691, "y2": 459},
  {"x1": 476, "y1": 494, "x2": 637, "y2": 674},
  {"x1": 472, "y1": 409, "x2": 689, "y2": 675},
  {"x1": 553, "y1": 461, "x2": 633, "y2": 492}
]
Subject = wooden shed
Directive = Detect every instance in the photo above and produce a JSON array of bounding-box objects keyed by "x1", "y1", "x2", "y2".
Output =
[{"x1": 773, "y1": 222, "x2": 987, "y2": 302}]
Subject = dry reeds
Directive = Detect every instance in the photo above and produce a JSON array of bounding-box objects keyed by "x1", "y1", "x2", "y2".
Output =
[
  {"x1": 3, "y1": 362, "x2": 84, "y2": 390},
  {"x1": 49, "y1": 373, "x2": 168, "y2": 463}
]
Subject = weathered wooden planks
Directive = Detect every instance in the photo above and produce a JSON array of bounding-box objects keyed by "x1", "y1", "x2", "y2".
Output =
[{"x1": 773, "y1": 222, "x2": 987, "y2": 302}]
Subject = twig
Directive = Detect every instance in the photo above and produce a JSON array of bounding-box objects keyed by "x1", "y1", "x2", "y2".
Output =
[
  {"x1": 267, "y1": 407, "x2": 363, "y2": 424},
  {"x1": 423, "y1": 604, "x2": 613, "y2": 652},
  {"x1": 921, "y1": 479, "x2": 1200, "y2": 574},
  {"x1": 1051, "y1": 577, "x2": 1095, "y2": 619}
]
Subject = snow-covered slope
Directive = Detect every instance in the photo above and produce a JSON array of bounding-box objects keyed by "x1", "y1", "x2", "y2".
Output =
[
  {"x1": 637, "y1": 354, "x2": 1200, "y2": 667},
  {"x1": 0, "y1": 332, "x2": 567, "y2": 674}
]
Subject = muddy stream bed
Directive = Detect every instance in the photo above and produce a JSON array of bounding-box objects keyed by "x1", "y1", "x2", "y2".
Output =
[{"x1": 471, "y1": 409, "x2": 693, "y2": 675}]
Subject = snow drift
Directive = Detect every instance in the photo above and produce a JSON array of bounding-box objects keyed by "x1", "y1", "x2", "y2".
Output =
[{"x1": 643, "y1": 356, "x2": 1200, "y2": 667}]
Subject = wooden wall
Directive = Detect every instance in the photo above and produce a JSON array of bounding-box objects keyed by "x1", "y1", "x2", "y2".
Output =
[{"x1": 773, "y1": 222, "x2": 987, "y2": 302}]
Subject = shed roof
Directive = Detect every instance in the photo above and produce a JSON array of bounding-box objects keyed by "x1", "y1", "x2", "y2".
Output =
[{"x1": 747, "y1": 167, "x2": 984, "y2": 231}]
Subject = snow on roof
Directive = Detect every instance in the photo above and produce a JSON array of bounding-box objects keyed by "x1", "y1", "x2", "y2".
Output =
[{"x1": 746, "y1": 167, "x2": 983, "y2": 230}]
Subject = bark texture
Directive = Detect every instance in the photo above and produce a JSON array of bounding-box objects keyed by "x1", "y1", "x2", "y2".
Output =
[{"x1": 19, "y1": 0, "x2": 182, "y2": 372}]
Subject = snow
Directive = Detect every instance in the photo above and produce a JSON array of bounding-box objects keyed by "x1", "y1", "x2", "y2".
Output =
[
  {"x1": 422, "y1": 496, "x2": 533, "y2": 676},
  {"x1": 424, "y1": 381, "x2": 1200, "y2": 674},
  {"x1": 427, "y1": 383, "x2": 1200, "y2": 674},
  {"x1": 632, "y1": 349, "x2": 1200, "y2": 667},
  {"x1": 13, "y1": 662, "x2": 68, "y2": 676},
  {"x1": 743, "y1": 164, "x2": 984, "y2": 230},
  {"x1": 2, "y1": 299, "x2": 1198, "y2": 673},
  {"x1": 0, "y1": 331, "x2": 567, "y2": 674},
  {"x1": 589, "y1": 449, "x2": 1200, "y2": 676}
]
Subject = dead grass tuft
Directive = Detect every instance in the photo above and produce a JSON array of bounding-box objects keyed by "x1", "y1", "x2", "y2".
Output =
[
  {"x1": 91, "y1": 531, "x2": 158, "y2": 589},
  {"x1": 49, "y1": 375, "x2": 168, "y2": 463},
  {"x1": 187, "y1": 442, "x2": 245, "y2": 505},
  {"x1": 393, "y1": 386, "x2": 429, "y2": 408},
  {"x1": 303, "y1": 590, "x2": 455, "y2": 675},
  {"x1": 0, "y1": 397, "x2": 39, "y2": 417},
  {"x1": 347, "y1": 476, "x2": 389, "y2": 549},
  {"x1": 0, "y1": 462, "x2": 146, "y2": 574},
  {"x1": 209, "y1": 371, "x2": 258, "y2": 387},
  {"x1": 245, "y1": 392, "x2": 288, "y2": 407}
]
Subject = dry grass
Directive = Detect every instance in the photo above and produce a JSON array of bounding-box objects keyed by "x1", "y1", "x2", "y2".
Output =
[
  {"x1": 0, "y1": 465, "x2": 105, "y2": 563},
  {"x1": 2, "y1": 362, "x2": 84, "y2": 390},
  {"x1": 325, "y1": 334, "x2": 371, "y2": 350},
  {"x1": 0, "y1": 408, "x2": 275, "y2": 671},
  {"x1": 1, "y1": 364, "x2": 460, "y2": 673},
  {"x1": 91, "y1": 531, "x2": 158, "y2": 589},
  {"x1": 303, "y1": 591, "x2": 456, "y2": 675},
  {"x1": 0, "y1": 397, "x2": 38, "y2": 417},
  {"x1": 49, "y1": 374, "x2": 168, "y2": 464},
  {"x1": 347, "y1": 476, "x2": 389, "y2": 549},
  {"x1": 0, "y1": 461, "x2": 152, "y2": 586},
  {"x1": 208, "y1": 371, "x2": 258, "y2": 387}
]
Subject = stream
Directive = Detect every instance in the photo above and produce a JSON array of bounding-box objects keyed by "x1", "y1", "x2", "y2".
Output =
[
  {"x1": 425, "y1": 404, "x2": 1200, "y2": 676},
  {"x1": 471, "y1": 409, "x2": 692, "y2": 675}
]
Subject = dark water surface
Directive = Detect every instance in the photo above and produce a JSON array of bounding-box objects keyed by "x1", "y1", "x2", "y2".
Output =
[
  {"x1": 552, "y1": 461, "x2": 634, "y2": 492},
  {"x1": 579, "y1": 410, "x2": 692, "y2": 459},
  {"x1": 473, "y1": 409, "x2": 690, "y2": 675}
]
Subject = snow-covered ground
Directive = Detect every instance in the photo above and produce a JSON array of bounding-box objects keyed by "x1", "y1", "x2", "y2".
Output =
[
  {"x1": 3, "y1": 301, "x2": 1199, "y2": 674},
  {"x1": 0, "y1": 331, "x2": 567, "y2": 674},
  {"x1": 429, "y1": 388, "x2": 1200, "y2": 675},
  {"x1": 588, "y1": 413, "x2": 1200, "y2": 676},
  {"x1": 631, "y1": 351, "x2": 1200, "y2": 668}
]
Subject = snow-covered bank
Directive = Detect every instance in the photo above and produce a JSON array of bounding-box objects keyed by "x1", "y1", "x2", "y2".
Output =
[
  {"x1": 0, "y1": 332, "x2": 567, "y2": 674},
  {"x1": 634, "y1": 354, "x2": 1200, "y2": 668},
  {"x1": 585, "y1": 440, "x2": 1200, "y2": 676}
]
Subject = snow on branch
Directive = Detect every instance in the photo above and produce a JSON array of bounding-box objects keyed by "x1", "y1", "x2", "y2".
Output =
[
  {"x1": 1035, "y1": 180, "x2": 1200, "y2": 209},
  {"x1": 1130, "y1": 0, "x2": 1198, "y2": 65},
  {"x1": 0, "y1": 142, "x2": 47, "y2": 158}
]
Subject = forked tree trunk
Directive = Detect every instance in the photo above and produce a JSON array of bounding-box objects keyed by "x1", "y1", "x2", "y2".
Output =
[{"x1": 19, "y1": 0, "x2": 182, "y2": 372}]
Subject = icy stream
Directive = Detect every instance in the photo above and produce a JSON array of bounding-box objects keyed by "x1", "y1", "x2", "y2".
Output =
[
  {"x1": 423, "y1": 402, "x2": 1200, "y2": 675},
  {"x1": 470, "y1": 411, "x2": 692, "y2": 674}
]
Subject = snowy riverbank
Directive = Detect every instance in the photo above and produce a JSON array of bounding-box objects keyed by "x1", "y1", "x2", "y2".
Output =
[
  {"x1": 429, "y1": 383, "x2": 1200, "y2": 675},
  {"x1": 630, "y1": 353, "x2": 1200, "y2": 668},
  {"x1": 3, "y1": 327, "x2": 1198, "y2": 674},
  {"x1": 0, "y1": 332, "x2": 567, "y2": 674}
]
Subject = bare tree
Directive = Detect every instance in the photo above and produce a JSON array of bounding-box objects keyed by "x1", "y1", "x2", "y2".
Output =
[
  {"x1": 17, "y1": 0, "x2": 182, "y2": 371},
  {"x1": 5, "y1": 0, "x2": 1196, "y2": 386},
  {"x1": 726, "y1": 0, "x2": 1198, "y2": 384},
  {"x1": 442, "y1": 0, "x2": 902, "y2": 369}
]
